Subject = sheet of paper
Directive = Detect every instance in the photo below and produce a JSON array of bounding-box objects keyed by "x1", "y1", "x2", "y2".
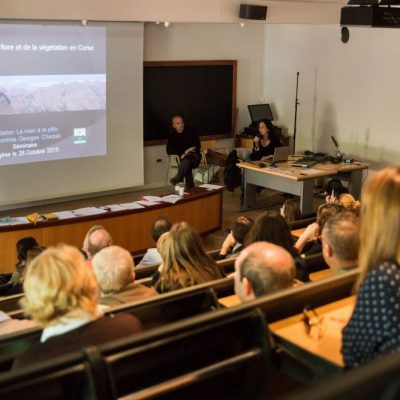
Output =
[
  {"x1": 0, "y1": 216, "x2": 12, "y2": 226},
  {"x1": 10, "y1": 216, "x2": 29, "y2": 225},
  {"x1": 162, "y1": 195, "x2": 182, "y2": 204},
  {"x1": 141, "y1": 195, "x2": 164, "y2": 202},
  {"x1": 136, "y1": 200, "x2": 161, "y2": 207},
  {"x1": 298, "y1": 168, "x2": 321, "y2": 175},
  {"x1": 199, "y1": 184, "x2": 223, "y2": 190},
  {"x1": 71, "y1": 207, "x2": 108, "y2": 217},
  {"x1": 54, "y1": 211, "x2": 77, "y2": 219},
  {"x1": 105, "y1": 204, "x2": 130, "y2": 212},
  {"x1": 119, "y1": 202, "x2": 145, "y2": 210},
  {"x1": 264, "y1": 166, "x2": 295, "y2": 175}
]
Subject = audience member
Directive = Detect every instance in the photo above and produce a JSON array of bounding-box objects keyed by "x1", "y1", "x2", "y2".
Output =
[
  {"x1": 92, "y1": 245, "x2": 158, "y2": 307},
  {"x1": 13, "y1": 244, "x2": 142, "y2": 369},
  {"x1": 216, "y1": 216, "x2": 254, "y2": 260},
  {"x1": 250, "y1": 211, "x2": 309, "y2": 281},
  {"x1": 82, "y1": 225, "x2": 113, "y2": 259},
  {"x1": 9, "y1": 236, "x2": 39, "y2": 284},
  {"x1": 167, "y1": 115, "x2": 201, "y2": 189},
  {"x1": 294, "y1": 203, "x2": 344, "y2": 255},
  {"x1": 337, "y1": 193, "x2": 361, "y2": 216},
  {"x1": 321, "y1": 212, "x2": 359, "y2": 273},
  {"x1": 342, "y1": 167, "x2": 400, "y2": 368},
  {"x1": 153, "y1": 222, "x2": 225, "y2": 293},
  {"x1": 280, "y1": 199, "x2": 302, "y2": 224},
  {"x1": 234, "y1": 242, "x2": 295, "y2": 302},
  {"x1": 5, "y1": 245, "x2": 45, "y2": 296},
  {"x1": 325, "y1": 178, "x2": 349, "y2": 203},
  {"x1": 137, "y1": 216, "x2": 172, "y2": 268}
]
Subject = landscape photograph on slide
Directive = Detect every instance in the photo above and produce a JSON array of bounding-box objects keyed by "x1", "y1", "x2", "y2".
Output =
[{"x1": 0, "y1": 74, "x2": 106, "y2": 115}]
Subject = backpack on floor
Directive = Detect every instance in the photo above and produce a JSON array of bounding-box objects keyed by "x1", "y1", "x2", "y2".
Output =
[{"x1": 224, "y1": 150, "x2": 241, "y2": 191}]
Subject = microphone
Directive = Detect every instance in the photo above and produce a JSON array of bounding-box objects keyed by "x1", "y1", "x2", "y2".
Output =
[{"x1": 331, "y1": 135, "x2": 342, "y2": 160}]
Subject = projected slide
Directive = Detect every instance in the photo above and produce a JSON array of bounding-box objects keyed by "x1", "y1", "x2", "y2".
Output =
[{"x1": 0, "y1": 23, "x2": 106, "y2": 166}]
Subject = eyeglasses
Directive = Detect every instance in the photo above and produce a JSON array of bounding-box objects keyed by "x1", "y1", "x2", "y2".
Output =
[{"x1": 303, "y1": 305, "x2": 325, "y2": 340}]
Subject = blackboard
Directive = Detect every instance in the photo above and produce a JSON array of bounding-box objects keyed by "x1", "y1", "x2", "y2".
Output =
[{"x1": 143, "y1": 60, "x2": 237, "y2": 145}]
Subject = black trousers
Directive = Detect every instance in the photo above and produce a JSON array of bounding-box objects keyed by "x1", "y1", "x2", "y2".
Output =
[{"x1": 174, "y1": 152, "x2": 201, "y2": 188}]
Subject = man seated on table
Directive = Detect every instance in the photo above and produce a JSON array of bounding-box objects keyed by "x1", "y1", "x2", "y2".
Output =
[
  {"x1": 82, "y1": 225, "x2": 113, "y2": 260},
  {"x1": 321, "y1": 212, "x2": 359, "y2": 273},
  {"x1": 234, "y1": 242, "x2": 296, "y2": 302},
  {"x1": 92, "y1": 245, "x2": 158, "y2": 308},
  {"x1": 167, "y1": 115, "x2": 201, "y2": 190}
]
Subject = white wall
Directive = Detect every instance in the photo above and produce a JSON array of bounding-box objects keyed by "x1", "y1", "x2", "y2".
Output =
[
  {"x1": 143, "y1": 22, "x2": 266, "y2": 186},
  {"x1": 0, "y1": 0, "x2": 342, "y2": 24},
  {"x1": 264, "y1": 24, "x2": 400, "y2": 171}
]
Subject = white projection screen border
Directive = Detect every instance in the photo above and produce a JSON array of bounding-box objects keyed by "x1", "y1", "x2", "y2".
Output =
[{"x1": 0, "y1": 21, "x2": 144, "y2": 209}]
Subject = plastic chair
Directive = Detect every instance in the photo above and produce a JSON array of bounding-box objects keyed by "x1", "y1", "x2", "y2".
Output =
[{"x1": 165, "y1": 154, "x2": 180, "y2": 190}]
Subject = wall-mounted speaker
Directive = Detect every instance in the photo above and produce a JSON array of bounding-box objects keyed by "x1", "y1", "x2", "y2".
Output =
[{"x1": 239, "y1": 4, "x2": 267, "y2": 20}]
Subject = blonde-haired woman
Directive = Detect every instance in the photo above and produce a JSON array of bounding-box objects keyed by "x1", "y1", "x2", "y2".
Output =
[
  {"x1": 338, "y1": 193, "x2": 361, "y2": 216},
  {"x1": 154, "y1": 222, "x2": 225, "y2": 293},
  {"x1": 342, "y1": 167, "x2": 400, "y2": 368},
  {"x1": 13, "y1": 244, "x2": 141, "y2": 369}
]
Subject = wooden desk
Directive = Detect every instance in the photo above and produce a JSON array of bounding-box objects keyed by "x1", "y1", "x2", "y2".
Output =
[
  {"x1": 310, "y1": 269, "x2": 335, "y2": 281},
  {"x1": 239, "y1": 161, "x2": 367, "y2": 214},
  {"x1": 0, "y1": 187, "x2": 223, "y2": 274},
  {"x1": 291, "y1": 227, "x2": 305, "y2": 238},
  {"x1": 269, "y1": 296, "x2": 355, "y2": 367},
  {"x1": 218, "y1": 294, "x2": 241, "y2": 308}
]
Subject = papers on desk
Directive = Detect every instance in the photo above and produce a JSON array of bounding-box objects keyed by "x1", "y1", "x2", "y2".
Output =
[
  {"x1": 162, "y1": 195, "x2": 182, "y2": 204},
  {"x1": 263, "y1": 166, "x2": 295, "y2": 175},
  {"x1": 199, "y1": 184, "x2": 223, "y2": 190},
  {"x1": 104, "y1": 204, "x2": 126, "y2": 212},
  {"x1": 136, "y1": 200, "x2": 161, "y2": 207},
  {"x1": 1, "y1": 217, "x2": 30, "y2": 226},
  {"x1": 297, "y1": 168, "x2": 321, "y2": 175},
  {"x1": 118, "y1": 202, "x2": 145, "y2": 210},
  {"x1": 54, "y1": 211, "x2": 77, "y2": 219},
  {"x1": 141, "y1": 195, "x2": 163, "y2": 202},
  {"x1": 71, "y1": 207, "x2": 108, "y2": 217}
]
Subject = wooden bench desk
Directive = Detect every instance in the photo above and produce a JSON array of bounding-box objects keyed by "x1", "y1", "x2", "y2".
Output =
[{"x1": 269, "y1": 296, "x2": 355, "y2": 367}]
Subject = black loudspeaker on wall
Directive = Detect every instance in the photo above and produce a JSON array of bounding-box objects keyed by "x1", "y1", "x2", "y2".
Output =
[{"x1": 239, "y1": 4, "x2": 267, "y2": 20}]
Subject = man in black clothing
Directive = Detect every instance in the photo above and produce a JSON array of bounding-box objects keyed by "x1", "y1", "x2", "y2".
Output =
[{"x1": 167, "y1": 115, "x2": 201, "y2": 189}]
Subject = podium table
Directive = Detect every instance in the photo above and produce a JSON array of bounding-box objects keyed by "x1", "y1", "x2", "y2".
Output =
[
  {"x1": 238, "y1": 160, "x2": 368, "y2": 214},
  {"x1": 0, "y1": 187, "x2": 223, "y2": 274}
]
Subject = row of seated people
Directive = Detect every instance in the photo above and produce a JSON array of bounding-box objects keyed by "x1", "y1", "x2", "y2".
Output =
[
  {"x1": 0, "y1": 271, "x2": 357, "y2": 400},
  {"x1": 0, "y1": 167, "x2": 398, "y2": 383}
]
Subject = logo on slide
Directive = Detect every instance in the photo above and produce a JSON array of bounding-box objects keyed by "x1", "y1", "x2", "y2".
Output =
[{"x1": 73, "y1": 128, "x2": 87, "y2": 144}]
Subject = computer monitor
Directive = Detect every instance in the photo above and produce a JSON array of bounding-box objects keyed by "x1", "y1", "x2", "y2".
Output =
[{"x1": 248, "y1": 104, "x2": 274, "y2": 123}]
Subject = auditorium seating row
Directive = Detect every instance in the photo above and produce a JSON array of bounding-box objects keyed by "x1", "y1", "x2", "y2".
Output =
[{"x1": 0, "y1": 270, "x2": 359, "y2": 399}]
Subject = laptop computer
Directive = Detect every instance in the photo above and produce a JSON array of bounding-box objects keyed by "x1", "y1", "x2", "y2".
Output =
[{"x1": 266, "y1": 146, "x2": 290, "y2": 163}]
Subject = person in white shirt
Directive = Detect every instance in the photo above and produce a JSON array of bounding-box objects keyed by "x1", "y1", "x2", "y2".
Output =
[{"x1": 137, "y1": 216, "x2": 172, "y2": 268}]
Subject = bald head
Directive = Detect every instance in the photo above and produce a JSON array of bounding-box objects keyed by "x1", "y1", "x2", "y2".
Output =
[
  {"x1": 171, "y1": 115, "x2": 184, "y2": 133},
  {"x1": 83, "y1": 225, "x2": 113, "y2": 259},
  {"x1": 234, "y1": 242, "x2": 295, "y2": 302}
]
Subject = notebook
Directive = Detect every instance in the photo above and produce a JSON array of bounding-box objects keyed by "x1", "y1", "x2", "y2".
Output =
[{"x1": 292, "y1": 159, "x2": 318, "y2": 168}]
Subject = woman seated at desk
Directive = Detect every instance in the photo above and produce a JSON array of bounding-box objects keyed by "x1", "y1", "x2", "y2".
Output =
[{"x1": 249, "y1": 119, "x2": 281, "y2": 161}]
